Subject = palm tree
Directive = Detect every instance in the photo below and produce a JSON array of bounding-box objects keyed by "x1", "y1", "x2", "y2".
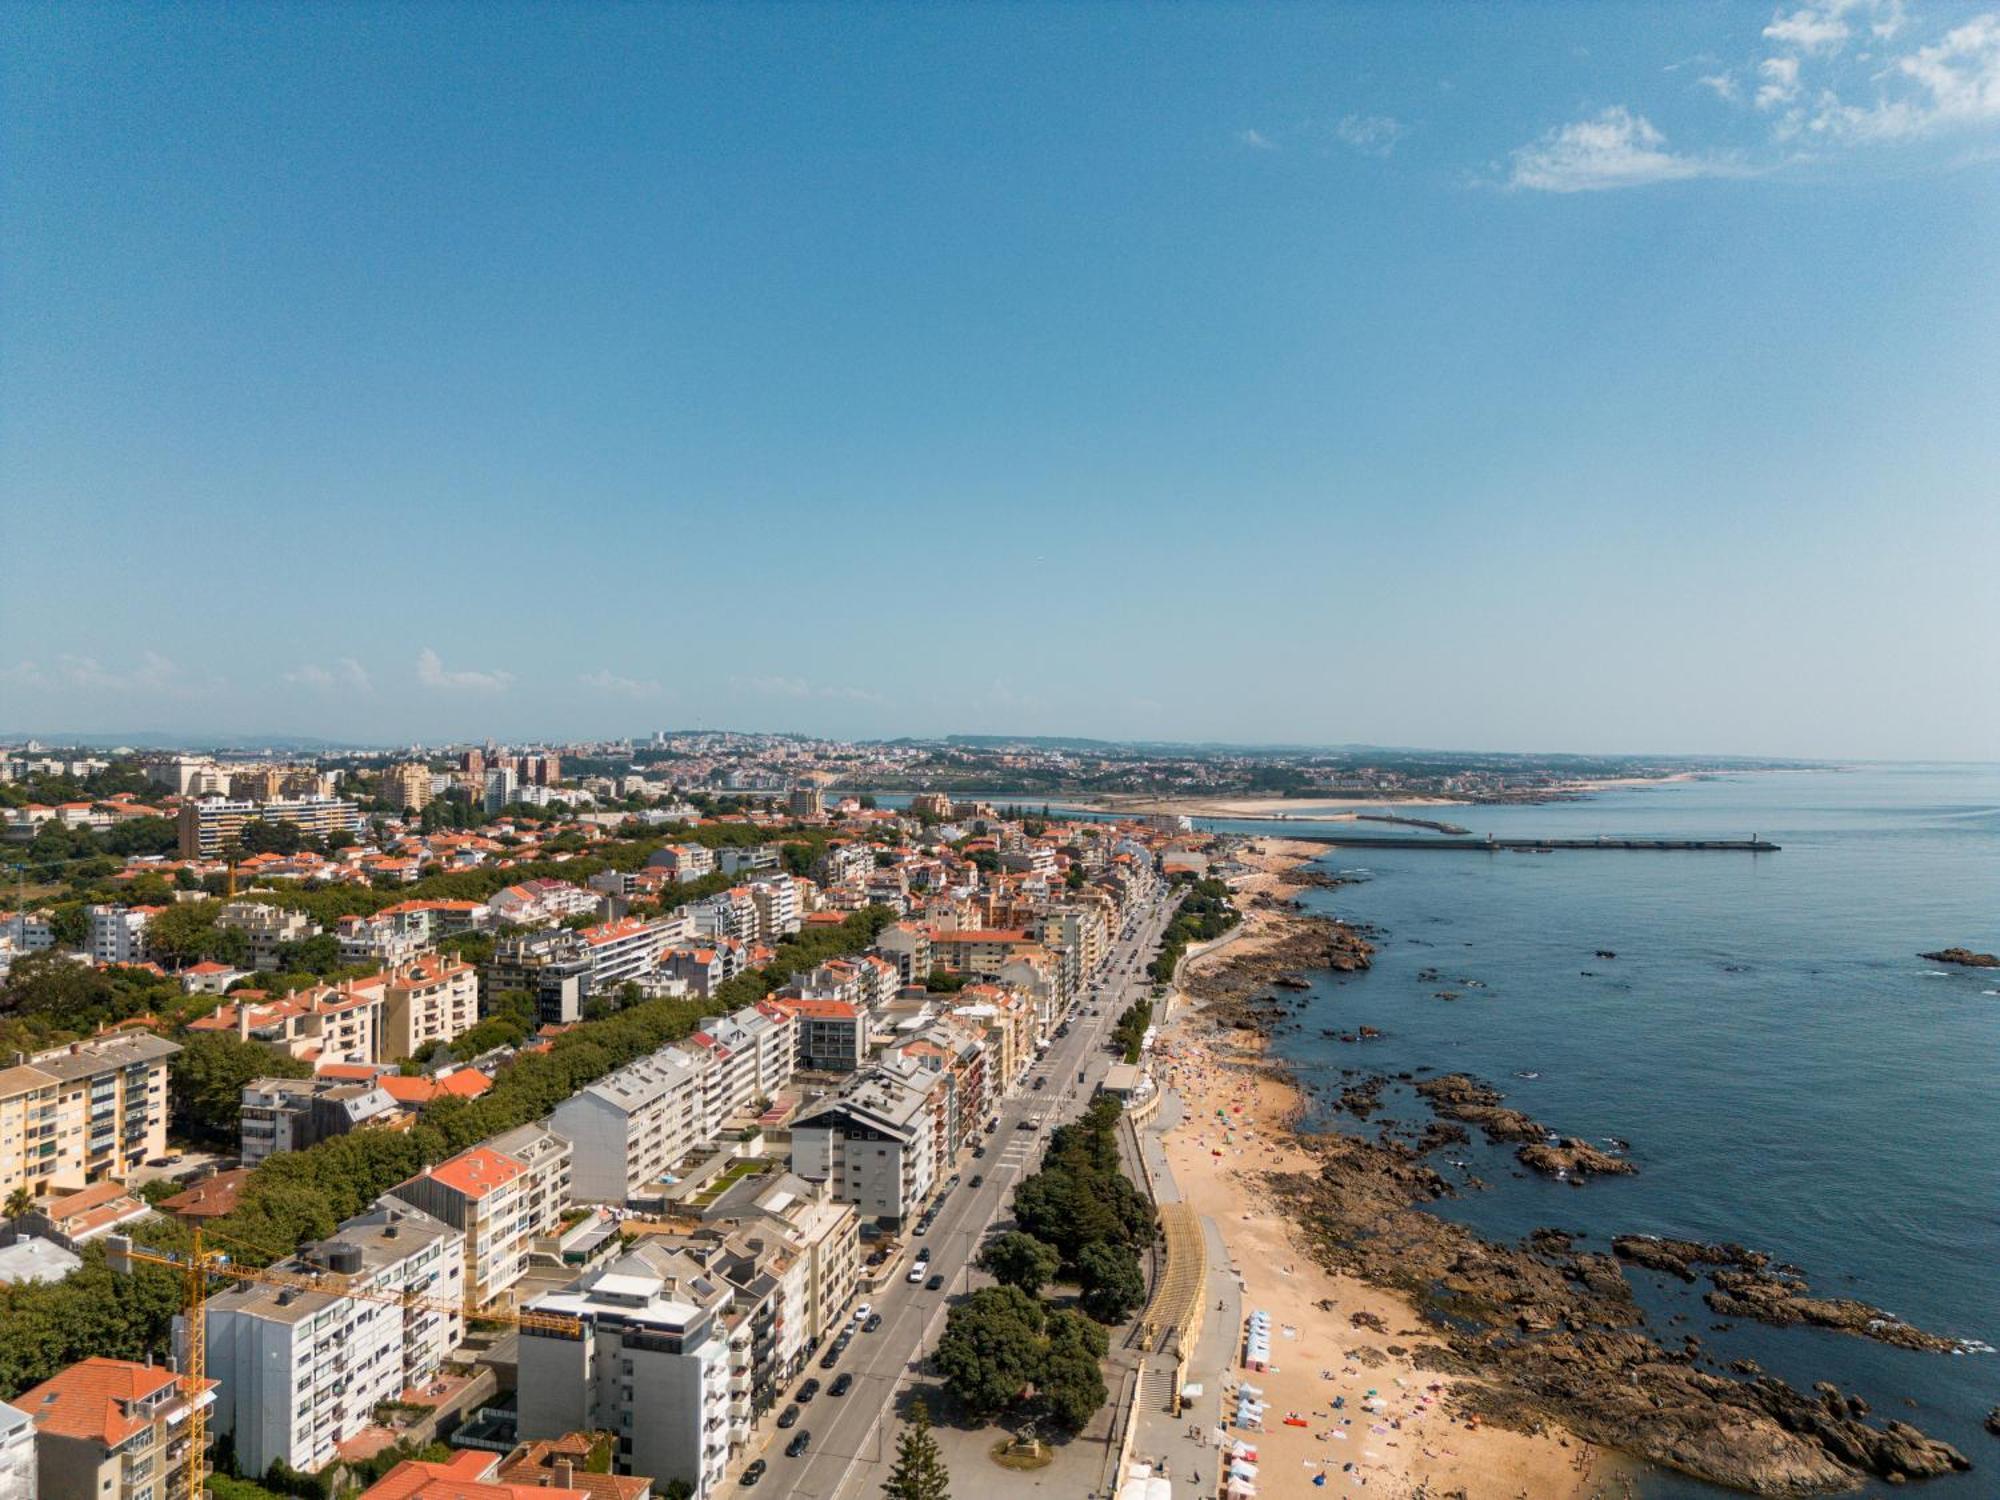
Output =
[{"x1": 4, "y1": 1186, "x2": 35, "y2": 1220}]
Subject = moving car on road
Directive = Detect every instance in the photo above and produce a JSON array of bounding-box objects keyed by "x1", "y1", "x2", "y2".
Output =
[{"x1": 829, "y1": 1373, "x2": 854, "y2": 1396}]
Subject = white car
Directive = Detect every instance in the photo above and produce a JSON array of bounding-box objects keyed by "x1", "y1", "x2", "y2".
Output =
[
  {"x1": 907, "y1": 1255, "x2": 930, "y2": 1284},
  {"x1": 851, "y1": 1302, "x2": 872, "y2": 1323}
]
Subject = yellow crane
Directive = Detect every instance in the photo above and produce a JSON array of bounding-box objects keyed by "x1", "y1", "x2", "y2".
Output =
[{"x1": 107, "y1": 1230, "x2": 581, "y2": 1498}]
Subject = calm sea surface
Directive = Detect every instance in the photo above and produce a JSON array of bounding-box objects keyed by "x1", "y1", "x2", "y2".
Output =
[{"x1": 1188, "y1": 767, "x2": 1999, "y2": 1497}]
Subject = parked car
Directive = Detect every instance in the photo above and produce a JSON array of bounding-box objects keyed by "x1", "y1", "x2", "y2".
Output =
[
  {"x1": 785, "y1": 1431, "x2": 812, "y2": 1459},
  {"x1": 969, "y1": 1174, "x2": 983, "y2": 1188},
  {"x1": 926, "y1": 1272, "x2": 945, "y2": 1291},
  {"x1": 741, "y1": 1460, "x2": 767, "y2": 1486},
  {"x1": 851, "y1": 1302, "x2": 872, "y2": 1323},
  {"x1": 798, "y1": 1379, "x2": 819, "y2": 1403},
  {"x1": 776, "y1": 1405, "x2": 800, "y2": 1429},
  {"x1": 863, "y1": 1312, "x2": 882, "y2": 1332},
  {"x1": 829, "y1": 1373, "x2": 854, "y2": 1397},
  {"x1": 819, "y1": 1346, "x2": 841, "y2": 1370},
  {"x1": 971, "y1": 1145, "x2": 986, "y2": 1158}
]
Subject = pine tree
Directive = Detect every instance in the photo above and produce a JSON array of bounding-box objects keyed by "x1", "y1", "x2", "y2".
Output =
[{"x1": 882, "y1": 1398, "x2": 951, "y2": 1500}]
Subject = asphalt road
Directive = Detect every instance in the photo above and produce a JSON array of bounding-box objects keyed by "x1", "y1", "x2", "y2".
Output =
[{"x1": 772, "y1": 888, "x2": 1178, "y2": 1500}]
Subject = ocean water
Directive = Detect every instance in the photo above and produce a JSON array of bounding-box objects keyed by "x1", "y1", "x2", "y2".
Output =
[{"x1": 1197, "y1": 767, "x2": 1999, "y2": 1498}]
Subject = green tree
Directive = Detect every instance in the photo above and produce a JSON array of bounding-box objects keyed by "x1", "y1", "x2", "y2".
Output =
[
  {"x1": 1076, "y1": 1241, "x2": 1146, "y2": 1324},
  {"x1": 977, "y1": 1232, "x2": 1061, "y2": 1296},
  {"x1": 4, "y1": 1186, "x2": 32, "y2": 1219},
  {"x1": 171, "y1": 1033, "x2": 312, "y2": 1142},
  {"x1": 882, "y1": 1398, "x2": 951, "y2": 1500},
  {"x1": 934, "y1": 1285, "x2": 1046, "y2": 1417}
]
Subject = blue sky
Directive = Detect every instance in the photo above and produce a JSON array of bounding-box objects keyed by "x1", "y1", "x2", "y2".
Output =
[{"x1": 3, "y1": 2, "x2": 1996, "y2": 758}]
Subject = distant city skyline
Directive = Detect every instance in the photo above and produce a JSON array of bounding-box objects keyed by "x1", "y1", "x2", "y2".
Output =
[{"x1": 3, "y1": 4, "x2": 1996, "y2": 760}]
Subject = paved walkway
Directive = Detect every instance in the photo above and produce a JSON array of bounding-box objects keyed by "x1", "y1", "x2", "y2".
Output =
[{"x1": 1127, "y1": 1078, "x2": 1247, "y2": 1500}]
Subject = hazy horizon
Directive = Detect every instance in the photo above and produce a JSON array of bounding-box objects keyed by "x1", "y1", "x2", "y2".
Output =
[{"x1": 4, "y1": 4, "x2": 1996, "y2": 760}]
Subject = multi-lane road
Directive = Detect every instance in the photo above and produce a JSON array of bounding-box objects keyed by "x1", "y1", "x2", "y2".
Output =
[{"x1": 775, "y1": 887, "x2": 1179, "y2": 1500}]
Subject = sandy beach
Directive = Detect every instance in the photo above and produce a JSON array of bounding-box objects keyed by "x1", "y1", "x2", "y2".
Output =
[{"x1": 1153, "y1": 842, "x2": 1621, "y2": 1499}]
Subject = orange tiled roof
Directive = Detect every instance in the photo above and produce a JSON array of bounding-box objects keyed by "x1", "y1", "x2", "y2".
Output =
[
  {"x1": 427, "y1": 1146, "x2": 525, "y2": 1201},
  {"x1": 12, "y1": 1357, "x2": 212, "y2": 1447}
]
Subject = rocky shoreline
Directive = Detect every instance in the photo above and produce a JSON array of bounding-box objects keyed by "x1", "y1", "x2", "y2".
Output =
[{"x1": 1178, "y1": 851, "x2": 1976, "y2": 1496}]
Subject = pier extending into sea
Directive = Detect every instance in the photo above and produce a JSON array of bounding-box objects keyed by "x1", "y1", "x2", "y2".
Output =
[{"x1": 1293, "y1": 834, "x2": 1780, "y2": 852}]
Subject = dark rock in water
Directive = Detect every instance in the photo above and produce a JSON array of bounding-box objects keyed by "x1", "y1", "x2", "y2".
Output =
[
  {"x1": 1595, "y1": 949, "x2": 1617, "y2": 959},
  {"x1": 1414, "y1": 1074, "x2": 1548, "y2": 1143},
  {"x1": 1920, "y1": 946, "x2": 1999, "y2": 967},
  {"x1": 1434, "y1": 990, "x2": 1461, "y2": 1001},
  {"x1": 1704, "y1": 1267, "x2": 1965, "y2": 1352},
  {"x1": 1519, "y1": 1138, "x2": 1639, "y2": 1179},
  {"x1": 1986, "y1": 1406, "x2": 2000, "y2": 1437},
  {"x1": 1612, "y1": 1235, "x2": 1767, "y2": 1283},
  {"x1": 1274, "y1": 975, "x2": 1311, "y2": 990},
  {"x1": 1357, "y1": 1025, "x2": 1382, "y2": 1039}
]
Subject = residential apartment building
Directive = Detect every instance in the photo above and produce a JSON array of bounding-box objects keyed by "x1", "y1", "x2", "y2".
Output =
[
  {"x1": 0, "y1": 1399, "x2": 33, "y2": 1500},
  {"x1": 870, "y1": 921, "x2": 932, "y2": 984},
  {"x1": 380, "y1": 954, "x2": 479, "y2": 1060},
  {"x1": 334, "y1": 912, "x2": 431, "y2": 967},
  {"x1": 645, "y1": 844, "x2": 716, "y2": 883},
  {"x1": 0, "y1": 1034, "x2": 178, "y2": 1205},
  {"x1": 391, "y1": 1122, "x2": 572, "y2": 1309},
  {"x1": 690, "y1": 1170, "x2": 861, "y2": 1382},
  {"x1": 518, "y1": 1243, "x2": 736, "y2": 1498},
  {"x1": 550, "y1": 1045, "x2": 716, "y2": 1203},
  {"x1": 214, "y1": 901, "x2": 319, "y2": 969},
  {"x1": 194, "y1": 1203, "x2": 465, "y2": 1476},
  {"x1": 86, "y1": 905, "x2": 155, "y2": 967},
  {"x1": 176, "y1": 795, "x2": 361, "y2": 860},
  {"x1": 237, "y1": 1076, "x2": 402, "y2": 1165},
  {"x1": 789, "y1": 1067, "x2": 940, "y2": 1228},
  {"x1": 683, "y1": 1004, "x2": 795, "y2": 1123},
  {"x1": 6, "y1": 1357, "x2": 214, "y2": 1500},
  {"x1": 188, "y1": 978, "x2": 386, "y2": 1068},
  {"x1": 772, "y1": 998, "x2": 865, "y2": 1073},
  {"x1": 382, "y1": 763, "x2": 433, "y2": 813}
]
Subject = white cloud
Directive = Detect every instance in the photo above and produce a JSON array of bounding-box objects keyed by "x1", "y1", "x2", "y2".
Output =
[
  {"x1": 1700, "y1": 71, "x2": 1742, "y2": 101},
  {"x1": 52, "y1": 651, "x2": 222, "y2": 697},
  {"x1": 1765, "y1": 4, "x2": 1852, "y2": 54},
  {"x1": 730, "y1": 675, "x2": 883, "y2": 705},
  {"x1": 1757, "y1": 54, "x2": 1804, "y2": 109},
  {"x1": 416, "y1": 647, "x2": 513, "y2": 693},
  {"x1": 1812, "y1": 12, "x2": 2000, "y2": 139},
  {"x1": 285, "y1": 658, "x2": 372, "y2": 692},
  {"x1": 1507, "y1": 107, "x2": 1737, "y2": 191},
  {"x1": 1333, "y1": 114, "x2": 1406, "y2": 156},
  {"x1": 1, "y1": 661, "x2": 47, "y2": 688},
  {"x1": 580, "y1": 668, "x2": 663, "y2": 700},
  {"x1": 1235, "y1": 128, "x2": 1277, "y2": 151}
]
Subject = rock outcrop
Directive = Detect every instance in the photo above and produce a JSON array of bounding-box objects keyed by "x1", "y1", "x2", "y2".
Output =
[{"x1": 1919, "y1": 947, "x2": 1999, "y2": 968}]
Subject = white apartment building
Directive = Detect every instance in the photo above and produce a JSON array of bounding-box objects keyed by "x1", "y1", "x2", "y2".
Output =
[
  {"x1": 549, "y1": 1045, "x2": 716, "y2": 1203},
  {"x1": 0, "y1": 1034, "x2": 178, "y2": 1205},
  {"x1": 193, "y1": 1202, "x2": 465, "y2": 1476},
  {"x1": 0, "y1": 911, "x2": 55, "y2": 954},
  {"x1": 334, "y1": 912, "x2": 431, "y2": 967},
  {"x1": 578, "y1": 916, "x2": 675, "y2": 990},
  {"x1": 518, "y1": 1243, "x2": 736, "y2": 1498},
  {"x1": 85, "y1": 905, "x2": 154, "y2": 967},
  {"x1": 390, "y1": 1122, "x2": 573, "y2": 1309},
  {"x1": 237, "y1": 1076, "x2": 399, "y2": 1165},
  {"x1": 380, "y1": 953, "x2": 480, "y2": 1060},
  {"x1": 684, "y1": 1003, "x2": 795, "y2": 1123}
]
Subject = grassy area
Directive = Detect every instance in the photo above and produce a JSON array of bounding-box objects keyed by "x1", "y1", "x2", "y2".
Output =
[{"x1": 687, "y1": 1157, "x2": 769, "y2": 1207}]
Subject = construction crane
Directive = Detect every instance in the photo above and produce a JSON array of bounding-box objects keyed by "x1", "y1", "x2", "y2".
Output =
[{"x1": 106, "y1": 1229, "x2": 582, "y2": 1498}]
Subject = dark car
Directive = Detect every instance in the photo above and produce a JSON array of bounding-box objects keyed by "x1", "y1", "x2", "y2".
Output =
[
  {"x1": 971, "y1": 1145, "x2": 986, "y2": 1159},
  {"x1": 776, "y1": 1404, "x2": 800, "y2": 1429},
  {"x1": 785, "y1": 1431, "x2": 812, "y2": 1459},
  {"x1": 829, "y1": 1373, "x2": 854, "y2": 1397},
  {"x1": 926, "y1": 1272, "x2": 945, "y2": 1291},
  {"x1": 1033, "y1": 1075, "x2": 1047, "y2": 1091},
  {"x1": 819, "y1": 1345, "x2": 840, "y2": 1369},
  {"x1": 969, "y1": 1174, "x2": 983, "y2": 1188},
  {"x1": 863, "y1": 1312, "x2": 882, "y2": 1332},
  {"x1": 740, "y1": 1460, "x2": 767, "y2": 1487},
  {"x1": 797, "y1": 1378, "x2": 820, "y2": 1402}
]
